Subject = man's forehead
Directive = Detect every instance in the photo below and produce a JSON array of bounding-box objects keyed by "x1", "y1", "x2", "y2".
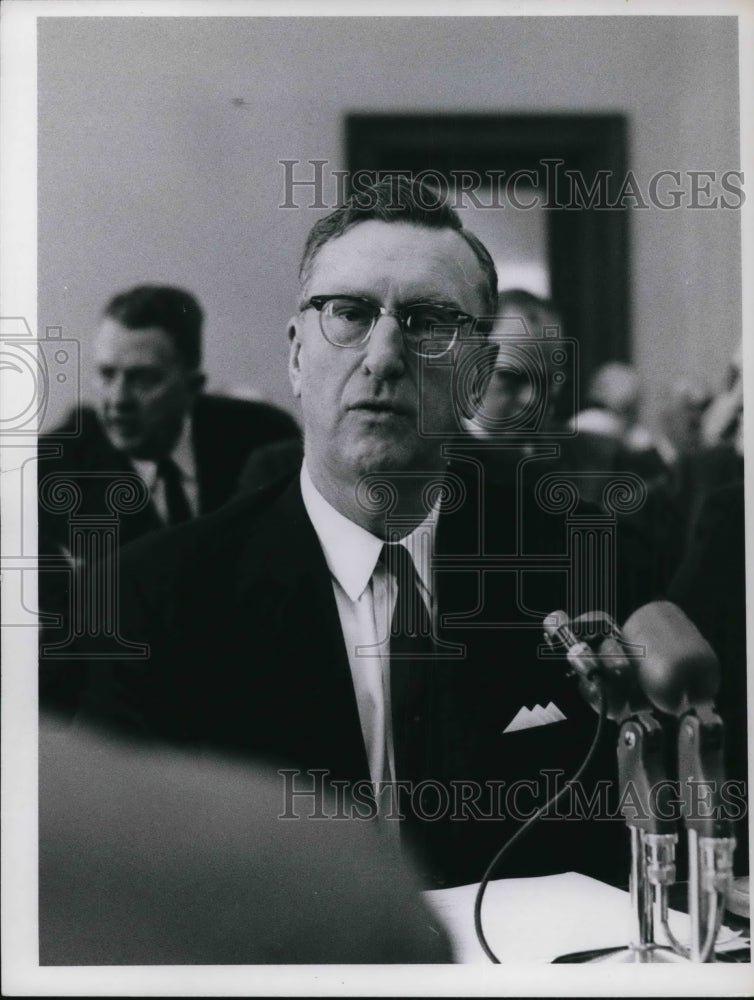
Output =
[
  {"x1": 304, "y1": 220, "x2": 487, "y2": 307},
  {"x1": 95, "y1": 319, "x2": 178, "y2": 366}
]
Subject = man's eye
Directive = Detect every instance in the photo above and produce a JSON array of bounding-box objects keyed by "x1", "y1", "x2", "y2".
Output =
[
  {"x1": 329, "y1": 300, "x2": 373, "y2": 323},
  {"x1": 408, "y1": 307, "x2": 461, "y2": 330},
  {"x1": 132, "y1": 372, "x2": 162, "y2": 389}
]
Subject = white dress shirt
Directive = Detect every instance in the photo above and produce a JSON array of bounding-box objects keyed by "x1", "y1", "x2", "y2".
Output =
[
  {"x1": 300, "y1": 463, "x2": 439, "y2": 791},
  {"x1": 131, "y1": 418, "x2": 200, "y2": 522}
]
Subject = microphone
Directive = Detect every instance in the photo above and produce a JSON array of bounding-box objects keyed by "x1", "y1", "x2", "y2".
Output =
[
  {"x1": 621, "y1": 601, "x2": 720, "y2": 716},
  {"x1": 543, "y1": 609, "x2": 681, "y2": 964},
  {"x1": 624, "y1": 600, "x2": 731, "y2": 842},
  {"x1": 543, "y1": 610, "x2": 648, "y2": 722}
]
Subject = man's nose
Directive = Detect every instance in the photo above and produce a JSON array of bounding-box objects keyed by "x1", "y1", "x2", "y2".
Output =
[
  {"x1": 361, "y1": 314, "x2": 407, "y2": 380},
  {"x1": 106, "y1": 374, "x2": 136, "y2": 409}
]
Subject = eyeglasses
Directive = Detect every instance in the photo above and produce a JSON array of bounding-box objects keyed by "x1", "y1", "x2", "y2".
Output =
[{"x1": 300, "y1": 295, "x2": 476, "y2": 359}]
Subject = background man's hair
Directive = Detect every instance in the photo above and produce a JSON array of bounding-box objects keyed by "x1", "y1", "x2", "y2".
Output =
[
  {"x1": 103, "y1": 285, "x2": 204, "y2": 370},
  {"x1": 299, "y1": 176, "x2": 498, "y2": 316}
]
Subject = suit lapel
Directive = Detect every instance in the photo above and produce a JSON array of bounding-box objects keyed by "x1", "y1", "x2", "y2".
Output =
[
  {"x1": 231, "y1": 478, "x2": 371, "y2": 782},
  {"x1": 191, "y1": 398, "x2": 217, "y2": 514},
  {"x1": 71, "y1": 412, "x2": 165, "y2": 541}
]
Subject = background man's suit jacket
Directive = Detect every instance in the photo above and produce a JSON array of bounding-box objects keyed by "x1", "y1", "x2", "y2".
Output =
[
  {"x1": 39, "y1": 393, "x2": 299, "y2": 713},
  {"x1": 38, "y1": 394, "x2": 300, "y2": 550},
  {"x1": 76, "y1": 462, "x2": 650, "y2": 888}
]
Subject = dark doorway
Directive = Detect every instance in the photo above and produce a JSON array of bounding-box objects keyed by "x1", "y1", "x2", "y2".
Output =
[{"x1": 346, "y1": 113, "x2": 630, "y2": 388}]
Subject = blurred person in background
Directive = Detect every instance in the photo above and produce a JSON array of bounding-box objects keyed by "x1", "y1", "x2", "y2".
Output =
[
  {"x1": 464, "y1": 303, "x2": 686, "y2": 596},
  {"x1": 39, "y1": 284, "x2": 300, "y2": 547},
  {"x1": 460, "y1": 290, "x2": 599, "y2": 490},
  {"x1": 39, "y1": 284, "x2": 300, "y2": 715},
  {"x1": 465, "y1": 295, "x2": 653, "y2": 504},
  {"x1": 463, "y1": 289, "x2": 564, "y2": 443},
  {"x1": 656, "y1": 378, "x2": 711, "y2": 466},
  {"x1": 39, "y1": 713, "x2": 451, "y2": 964},
  {"x1": 701, "y1": 340, "x2": 743, "y2": 451},
  {"x1": 570, "y1": 361, "x2": 669, "y2": 486},
  {"x1": 670, "y1": 342, "x2": 744, "y2": 543}
]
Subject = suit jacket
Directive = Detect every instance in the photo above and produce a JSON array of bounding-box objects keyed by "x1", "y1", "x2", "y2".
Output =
[
  {"x1": 473, "y1": 435, "x2": 686, "y2": 602},
  {"x1": 38, "y1": 394, "x2": 300, "y2": 550},
  {"x1": 76, "y1": 463, "x2": 637, "y2": 889},
  {"x1": 668, "y1": 481, "x2": 748, "y2": 874},
  {"x1": 39, "y1": 394, "x2": 300, "y2": 714},
  {"x1": 671, "y1": 443, "x2": 745, "y2": 545}
]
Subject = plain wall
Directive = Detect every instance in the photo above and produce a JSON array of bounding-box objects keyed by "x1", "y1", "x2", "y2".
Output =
[{"x1": 38, "y1": 16, "x2": 742, "y2": 431}]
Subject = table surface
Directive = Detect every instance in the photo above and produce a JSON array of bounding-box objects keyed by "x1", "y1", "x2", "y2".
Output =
[{"x1": 423, "y1": 872, "x2": 751, "y2": 964}]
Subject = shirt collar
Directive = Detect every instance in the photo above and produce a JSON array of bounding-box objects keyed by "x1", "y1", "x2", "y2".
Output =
[
  {"x1": 300, "y1": 461, "x2": 439, "y2": 602},
  {"x1": 170, "y1": 416, "x2": 196, "y2": 481}
]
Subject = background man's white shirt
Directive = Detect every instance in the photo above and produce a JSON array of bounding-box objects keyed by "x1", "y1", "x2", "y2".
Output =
[{"x1": 130, "y1": 417, "x2": 199, "y2": 522}]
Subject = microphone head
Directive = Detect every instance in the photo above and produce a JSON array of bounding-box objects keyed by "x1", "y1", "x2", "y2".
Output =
[
  {"x1": 543, "y1": 609, "x2": 647, "y2": 722},
  {"x1": 622, "y1": 601, "x2": 720, "y2": 716}
]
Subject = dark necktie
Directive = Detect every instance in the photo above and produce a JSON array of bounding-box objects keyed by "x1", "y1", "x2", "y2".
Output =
[
  {"x1": 382, "y1": 541, "x2": 436, "y2": 793},
  {"x1": 157, "y1": 457, "x2": 192, "y2": 525}
]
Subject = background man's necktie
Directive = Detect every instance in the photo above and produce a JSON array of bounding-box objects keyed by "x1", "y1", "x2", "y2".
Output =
[{"x1": 157, "y1": 457, "x2": 192, "y2": 525}]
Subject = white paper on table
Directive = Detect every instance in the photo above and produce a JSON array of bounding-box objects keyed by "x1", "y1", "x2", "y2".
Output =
[{"x1": 422, "y1": 872, "x2": 748, "y2": 964}]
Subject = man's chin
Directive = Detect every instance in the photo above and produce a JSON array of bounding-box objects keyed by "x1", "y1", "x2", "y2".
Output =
[
  {"x1": 346, "y1": 439, "x2": 443, "y2": 478},
  {"x1": 104, "y1": 428, "x2": 147, "y2": 457}
]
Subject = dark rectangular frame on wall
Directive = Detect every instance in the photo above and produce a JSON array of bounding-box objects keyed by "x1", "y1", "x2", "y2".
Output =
[{"x1": 346, "y1": 113, "x2": 630, "y2": 386}]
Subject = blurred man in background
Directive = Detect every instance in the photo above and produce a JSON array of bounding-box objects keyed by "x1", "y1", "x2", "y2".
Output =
[
  {"x1": 39, "y1": 284, "x2": 300, "y2": 713},
  {"x1": 671, "y1": 342, "x2": 744, "y2": 542},
  {"x1": 39, "y1": 717, "x2": 451, "y2": 964},
  {"x1": 464, "y1": 289, "x2": 564, "y2": 443},
  {"x1": 462, "y1": 296, "x2": 686, "y2": 601},
  {"x1": 656, "y1": 378, "x2": 711, "y2": 466},
  {"x1": 570, "y1": 361, "x2": 669, "y2": 486},
  {"x1": 39, "y1": 284, "x2": 299, "y2": 546}
]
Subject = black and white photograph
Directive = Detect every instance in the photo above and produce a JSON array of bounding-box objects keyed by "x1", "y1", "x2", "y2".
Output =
[{"x1": 1, "y1": 1, "x2": 752, "y2": 995}]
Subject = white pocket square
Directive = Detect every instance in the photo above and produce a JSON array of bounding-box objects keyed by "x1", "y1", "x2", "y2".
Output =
[{"x1": 502, "y1": 702, "x2": 567, "y2": 733}]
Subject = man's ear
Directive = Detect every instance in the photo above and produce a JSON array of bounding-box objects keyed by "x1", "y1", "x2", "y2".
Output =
[{"x1": 287, "y1": 319, "x2": 303, "y2": 399}]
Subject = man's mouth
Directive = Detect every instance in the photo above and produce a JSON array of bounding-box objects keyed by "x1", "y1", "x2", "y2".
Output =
[
  {"x1": 349, "y1": 400, "x2": 413, "y2": 417},
  {"x1": 106, "y1": 417, "x2": 141, "y2": 436}
]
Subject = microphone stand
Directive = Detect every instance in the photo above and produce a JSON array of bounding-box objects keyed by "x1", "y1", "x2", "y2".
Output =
[
  {"x1": 676, "y1": 706, "x2": 736, "y2": 962},
  {"x1": 542, "y1": 614, "x2": 687, "y2": 963},
  {"x1": 555, "y1": 710, "x2": 687, "y2": 963},
  {"x1": 553, "y1": 602, "x2": 738, "y2": 963},
  {"x1": 622, "y1": 600, "x2": 738, "y2": 961}
]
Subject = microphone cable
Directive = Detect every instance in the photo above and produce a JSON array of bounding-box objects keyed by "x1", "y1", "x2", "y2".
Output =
[{"x1": 473, "y1": 683, "x2": 608, "y2": 963}]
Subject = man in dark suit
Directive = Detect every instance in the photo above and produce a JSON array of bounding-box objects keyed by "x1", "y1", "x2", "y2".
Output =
[
  {"x1": 459, "y1": 289, "x2": 683, "y2": 600},
  {"x1": 39, "y1": 284, "x2": 299, "y2": 551},
  {"x1": 39, "y1": 284, "x2": 299, "y2": 711},
  {"x1": 77, "y1": 181, "x2": 631, "y2": 893}
]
